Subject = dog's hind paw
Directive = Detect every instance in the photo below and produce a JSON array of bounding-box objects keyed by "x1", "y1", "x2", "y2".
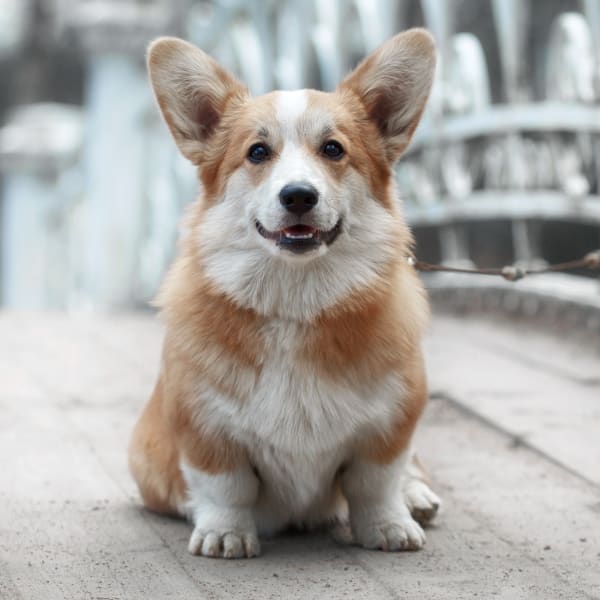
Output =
[
  {"x1": 353, "y1": 513, "x2": 426, "y2": 551},
  {"x1": 404, "y1": 479, "x2": 441, "y2": 526}
]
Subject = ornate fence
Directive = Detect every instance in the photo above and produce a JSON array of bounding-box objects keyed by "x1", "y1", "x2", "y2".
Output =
[{"x1": 0, "y1": 0, "x2": 598, "y2": 309}]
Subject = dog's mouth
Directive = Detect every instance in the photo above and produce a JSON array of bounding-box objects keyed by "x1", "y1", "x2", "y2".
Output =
[{"x1": 255, "y1": 220, "x2": 342, "y2": 254}]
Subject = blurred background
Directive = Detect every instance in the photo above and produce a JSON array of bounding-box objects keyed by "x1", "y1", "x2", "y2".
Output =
[{"x1": 0, "y1": 0, "x2": 599, "y2": 311}]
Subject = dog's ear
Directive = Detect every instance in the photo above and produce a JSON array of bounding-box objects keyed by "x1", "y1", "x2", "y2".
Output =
[
  {"x1": 147, "y1": 37, "x2": 248, "y2": 163},
  {"x1": 339, "y1": 29, "x2": 436, "y2": 162}
]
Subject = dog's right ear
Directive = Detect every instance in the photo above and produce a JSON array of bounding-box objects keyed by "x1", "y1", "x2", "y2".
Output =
[{"x1": 147, "y1": 37, "x2": 247, "y2": 163}]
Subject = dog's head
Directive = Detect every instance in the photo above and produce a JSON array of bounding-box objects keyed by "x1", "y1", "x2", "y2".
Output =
[{"x1": 149, "y1": 31, "x2": 436, "y2": 318}]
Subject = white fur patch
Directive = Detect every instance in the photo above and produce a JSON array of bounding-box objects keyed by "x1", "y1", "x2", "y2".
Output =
[{"x1": 275, "y1": 90, "x2": 308, "y2": 137}]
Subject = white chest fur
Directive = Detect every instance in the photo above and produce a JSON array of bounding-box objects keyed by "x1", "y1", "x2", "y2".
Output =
[{"x1": 195, "y1": 318, "x2": 406, "y2": 530}]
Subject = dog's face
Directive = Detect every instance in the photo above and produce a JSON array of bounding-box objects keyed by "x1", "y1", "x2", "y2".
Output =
[
  {"x1": 223, "y1": 89, "x2": 352, "y2": 259},
  {"x1": 149, "y1": 31, "x2": 435, "y2": 317}
]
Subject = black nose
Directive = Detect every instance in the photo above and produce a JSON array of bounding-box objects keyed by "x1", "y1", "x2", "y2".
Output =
[{"x1": 279, "y1": 182, "x2": 319, "y2": 215}]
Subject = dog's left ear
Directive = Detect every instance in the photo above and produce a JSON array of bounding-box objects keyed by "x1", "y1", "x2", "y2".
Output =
[{"x1": 339, "y1": 29, "x2": 436, "y2": 162}]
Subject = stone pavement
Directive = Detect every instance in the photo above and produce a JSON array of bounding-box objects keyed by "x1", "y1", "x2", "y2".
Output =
[{"x1": 0, "y1": 311, "x2": 598, "y2": 600}]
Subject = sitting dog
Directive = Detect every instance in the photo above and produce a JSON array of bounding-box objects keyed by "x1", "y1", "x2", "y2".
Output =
[{"x1": 129, "y1": 28, "x2": 440, "y2": 559}]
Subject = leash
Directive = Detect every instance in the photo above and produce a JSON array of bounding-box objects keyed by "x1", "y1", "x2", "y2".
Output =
[{"x1": 408, "y1": 250, "x2": 600, "y2": 282}]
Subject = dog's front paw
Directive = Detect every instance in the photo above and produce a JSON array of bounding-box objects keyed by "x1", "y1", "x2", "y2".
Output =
[
  {"x1": 352, "y1": 511, "x2": 425, "y2": 551},
  {"x1": 188, "y1": 527, "x2": 260, "y2": 558}
]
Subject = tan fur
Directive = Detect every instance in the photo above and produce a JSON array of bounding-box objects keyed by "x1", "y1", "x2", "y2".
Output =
[
  {"x1": 199, "y1": 94, "x2": 280, "y2": 198},
  {"x1": 128, "y1": 376, "x2": 186, "y2": 515},
  {"x1": 307, "y1": 260, "x2": 428, "y2": 379},
  {"x1": 363, "y1": 349, "x2": 428, "y2": 464}
]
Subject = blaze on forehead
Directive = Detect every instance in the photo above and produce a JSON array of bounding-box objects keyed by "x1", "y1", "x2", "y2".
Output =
[{"x1": 232, "y1": 91, "x2": 333, "y2": 141}]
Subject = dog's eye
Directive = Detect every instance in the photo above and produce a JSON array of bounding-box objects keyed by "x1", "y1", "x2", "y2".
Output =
[
  {"x1": 321, "y1": 140, "x2": 344, "y2": 160},
  {"x1": 247, "y1": 143, "x2": 271, "y2": 164}
]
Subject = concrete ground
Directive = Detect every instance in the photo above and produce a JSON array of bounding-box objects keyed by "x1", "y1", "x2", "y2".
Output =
[{"x1": 0, "y1": 310, "x2": 599, "y2": 600}]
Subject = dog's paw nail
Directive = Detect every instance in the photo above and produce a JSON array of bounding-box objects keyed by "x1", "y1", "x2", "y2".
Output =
[
  {"x1": 222, "y1": 533, "x2": 244, "y2": 558},
  {"x1": 188, "y1": 529, "x2": 204, "y2": 555},
  {"x1": 202, "y1": 532, "x2": 221, "y2": 557},
  {"x1": 242, "y1": 533, "x2": 261, "y2": 558}
]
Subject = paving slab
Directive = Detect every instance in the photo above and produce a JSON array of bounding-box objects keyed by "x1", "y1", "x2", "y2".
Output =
[
  {"x1": 0, "y1": 311, "x2": 598, "y2": 600},
  {"x1": 424, "y1": 314, "x2": 600, "y2": 485}
]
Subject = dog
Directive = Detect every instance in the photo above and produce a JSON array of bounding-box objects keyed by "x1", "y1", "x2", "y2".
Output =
[{"x1": 129, "y1": 28, "x2": 440, "y2": 559}]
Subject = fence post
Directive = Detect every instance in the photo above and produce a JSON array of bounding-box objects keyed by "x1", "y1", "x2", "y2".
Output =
[
  {"x1": 68, "y1": 1, "x2": 172, "y2": 308},
  {"x1": 0, "y1": 104, "x2": 83, "y2": 308}
]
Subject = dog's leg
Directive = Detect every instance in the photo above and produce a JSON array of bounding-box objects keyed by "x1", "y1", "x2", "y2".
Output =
[
  {"x1": 341, "y1": 450, "x2": 426, "y2": 551},
  {"x1": 181, "y1": 461, "x2": 260, "y2": 558},
  {"x1": 341, "y1": 355, "x2": 433, "y2": 551},
  {"x1": 402, "y1": 453, "x2": 441, "y2": 526}
]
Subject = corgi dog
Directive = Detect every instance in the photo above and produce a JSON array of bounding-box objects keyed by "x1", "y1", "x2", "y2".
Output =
[{"x1": 129, "y1": 28, "x2": 440, "y2": 559}]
